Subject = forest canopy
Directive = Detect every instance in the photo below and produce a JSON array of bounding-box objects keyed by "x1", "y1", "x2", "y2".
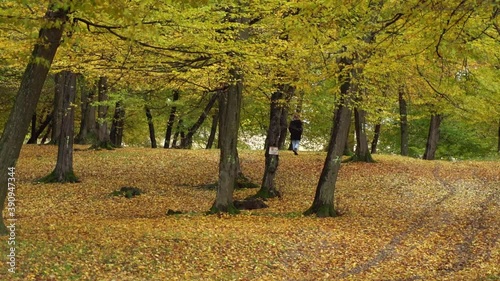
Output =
[{"x1": 0, "y1": 0, "x2": 498, "y2": 158}]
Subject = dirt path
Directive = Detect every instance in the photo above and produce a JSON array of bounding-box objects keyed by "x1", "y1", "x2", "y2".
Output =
[{"x1": 340, "y1": 163, "x2": 499, "y2": 280}]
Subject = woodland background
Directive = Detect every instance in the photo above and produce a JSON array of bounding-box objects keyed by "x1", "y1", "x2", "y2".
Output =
[{"x1": 0, "y1": 0, "x2": 498, "y2": 157}]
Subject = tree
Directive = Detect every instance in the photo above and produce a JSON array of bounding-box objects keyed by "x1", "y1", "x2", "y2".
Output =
[
  {"x1": 399, "y1": 88, "x2": 409, "y2": 156},
  {"x1": 305, "y1": 67, "x2": 353, "y2": 217},
  {"x1": 172, "y1": 119, "x2": 185, "y2": 148},
  {"x1": 38, "y1": 70, "x2": 79, "y2": 183},
  {"x1": 206, "y1": 109, "x2": 218, "y2": 149},
  {"x1": 255, "y1": 90, "x2": 284, "y2": 199},
  {"x1": 110, "y1": 101, "x2": 125, "y2": 147},
  {"x1": 210, "y1": 72, "x2": 242, "y2": 214},
  {"x1": 50, "y1": 71, "x2": 64, "y2": 145},
  {"x1": 352, "y1": 107, "x2": 375, "y2": 162},
  {"x1": 75, "y1": 78, "x2": 97, "y2": 144},
  {"x1": 145, "y1": 106, "x2": 157, "y2": 148},
  {"x1": 180, "y1": 91, "x2": 219, "y2": 149},
  {"x1": 27, "y1": 111, "x2": 53, "y2": 144},
  {"x1": 423, "y1": 114, "x2": 443, "y2": 160},
  {"x1": 164, "y1": 91, "x2": 179, "y2": 148},
  {"x1": 92, "y1": 77, "x2": 113, "y2": 149},
  {"x1": 371, "y1": 123, "x2": 381, "y2": 154},
  {"x1": 0, "y1": 2, "x2": 70, "y2": 235}
]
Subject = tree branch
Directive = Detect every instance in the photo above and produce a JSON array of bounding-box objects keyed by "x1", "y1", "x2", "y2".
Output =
[
  {"x1": 416, "y1": 65, "x2": 468, "y2": 112},
  {"x1": 73, "y1": 17, "x2": 213, "y2": 56}
]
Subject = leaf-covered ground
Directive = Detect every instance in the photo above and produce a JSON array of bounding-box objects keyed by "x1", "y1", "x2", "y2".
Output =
[{"x1": 1, "y1": 145, "x2": 499, "y2": 280}]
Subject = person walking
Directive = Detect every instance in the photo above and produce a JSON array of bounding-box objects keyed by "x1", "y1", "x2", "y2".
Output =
[{"x1": 288, "y1": 114, "x2": 303, "y2": 155}]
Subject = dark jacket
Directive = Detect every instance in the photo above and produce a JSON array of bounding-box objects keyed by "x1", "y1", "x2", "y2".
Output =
[{"x1": 289, "y1": 119, "x2": 303, "y2": 140}]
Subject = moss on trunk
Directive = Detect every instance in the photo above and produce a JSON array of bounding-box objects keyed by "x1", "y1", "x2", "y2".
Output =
[
  {"x1": 208, "y1": 203, "x2": 240, "y2": 215},
  {"x1": 343, "y1": 153, "x2": 375, "y2": 163},
  {"x1": 90, "y1": 141, "x2": 115, "y2": 150},
  {"x1": 304, "y1": 204, "x2": 338, "y2": 218},
  {"x1": 252, "y1": 188, "x2": 281, "y2": 199},
  {"x1": 236, "y1": 174, "x2": 259, "y2": 189},
  {"x1": 37, "y1": 170, "x2": 79, "y2": 183}
]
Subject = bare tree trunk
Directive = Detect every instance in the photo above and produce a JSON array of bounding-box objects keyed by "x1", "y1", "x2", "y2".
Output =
[
  {"x1": 210, "y1": 69, "x2": 243, "y2": 214},
  {"x1": 164, "y1": 90, "x2": 179, "y2": 148},
  {"x1": 352, "y1": 108, "x2": 374, "y2": 162},
  {"x1": 39, "y1": 71, "x2": 78, "y2": 182},
  {"x1": 305, "y1": 102, "x2": 352, "y2": 217},
  {"x1": 41, "y1": 125, "x2": 52, "y2": 144},
  {"x1": 305, "y1": 58, "x2": 353, "y2": 217},
  {"x1": 206, "y1": 111, "x2": 218, "y2": 149},
  {"x1": 371, "y1": 123, "x2": 381, "y2": 154},
  {"x1": 256, "y1": 91, "x2": 283, "y2": 199},
  {"x1": 181, "y1": 91, "x2": 219, "y2": 149},
  {"x1": 50, "y1": 72, "x2": 64, "y2": 144},
  {"x1": 278, "y1": 85, "x2": 295, "y2": 150},
  {"x1": 172, "y1": 119, "x2": 184, "y2": 148},
  {"x1": 278, "y1": 108, "x2": 288, "y2": 150},
  {"x1": 27, "y1": 111, "x2": 53, "y2": 144},
  {"x1": 75, "y1": 78, "x2": 96, "y2": 144},
  {"x1": 92, "y1": 77, "x2": 113, "y2": 149},
  {"x1": 399, "y1": 89, "x2": 409, "y2": 156},
  {"x1": 343, "y1": 118, "x2": 353, "y2": 155},
  {"x1": 110, "y1": 101, "x2": 125, "y2": 148},
  {"x1": 0, "y1": 3, "x2": 69, "y2": 235},
  {"x1": 145, "y1": 106, "x2": 157, "y2": 148},
  {"x1": 423, "y1": 114, "x2": 442, "y2": 160},
  {"x1": 29, "y1": 114, "x2": 36, "y2": 143}
]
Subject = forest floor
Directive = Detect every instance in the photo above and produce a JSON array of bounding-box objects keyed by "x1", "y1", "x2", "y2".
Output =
[{"x1": 1, "y1": 145, "x2": 499, "y2": 281}]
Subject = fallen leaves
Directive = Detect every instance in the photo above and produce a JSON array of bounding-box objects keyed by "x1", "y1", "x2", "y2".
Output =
[{"x1": 0, "y1": 145, "x2": 498, "y2": 280}]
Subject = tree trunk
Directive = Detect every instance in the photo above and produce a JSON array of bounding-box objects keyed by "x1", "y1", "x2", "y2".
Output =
[
  {"x1": 343, "y1": 117, "x2": 354, "y2": 155},
  {"x1": 288, "y1": 89, "x2": 304, "y2": 150},
  {"x1": 305, "y1": 58, "x2": 353, "y2": 217},
  {"x1": 75, "y1": 78, "x2": 96, "y2": 144},
  {"x1": 110, "y1": 101, "x2": 125, "y2": 148},
  {"x1": 50, "y1": 72, "x2": 64, "y2": 145},
  {"x1": 27, "y1": 111, "x2": 53, "y2": 144},
  {"x1": 399, "y1": 89, "x2": 409, "y2": 156},
  {"x1": 41, "y1": 125, "x2": 52, "y2": 144},
  {"x1": 278, "y1": 107, "x2": 288, "y2": 150},
  {"x1": 353, "y1": 108, "x2": 374, "y2": 162},
  {"x1": 206, "y1": 111, "x2": 218, "y2": 149},
  {"x1": 164, "y1": 90, "x2": 179, "y2": 148},
  {"x1": 39, "y1": 71, "x2": 78, "y2": 183},
  {"x1": 0, "y1": 3, "x2": 69, "y2": 235},
  {"x1": 93, "y1": 77, "x2": 113, "y2": 149},
  {"x1": 180, "y1": 91, "x2": 219, "y2": 149},
  {"x1": 256, "y1": 91, "x2": 283, "y2": 199},
  {"x1": 371, "y1": 123, "x2": 381, "y2": 154},
  {"x1": 423, "y1": 114, "x2": 442, "y2": 160},
  {"x1": 305, "y1": 103, "x2": 352, "y2": 217},
  {"x1": 172, "y1": 119, "x2": 184, "y2": 148},
  {"x1": 278, "y1": 85, "x2": 295, "y2": 150},
  {"x1": 498, "y1": 119, "x2": 500, "y2": 153},
  {"x1": 29, "y1": 114, "x2": 36, "y2": 143},
  {"x1": 145, "y1": 106, "x2": 157, "y2": 148},
  {"x1": 210, "y1": 70, "x2": 243, "y2": 214}
]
